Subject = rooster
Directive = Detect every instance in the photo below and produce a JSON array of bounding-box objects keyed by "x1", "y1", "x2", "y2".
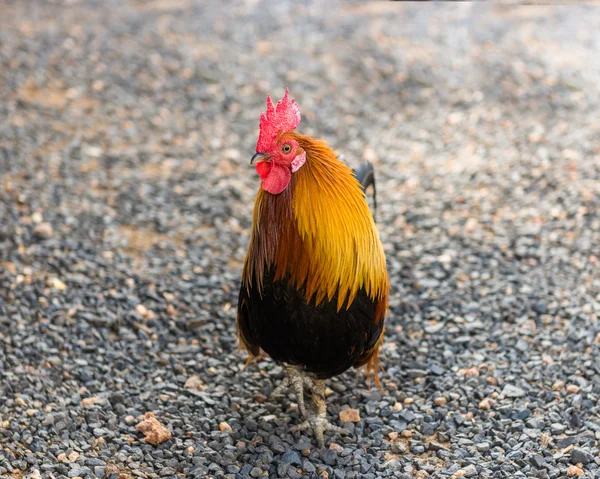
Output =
[{"x1": 237, "y1": 89, "x2": 389, "y2": 446}]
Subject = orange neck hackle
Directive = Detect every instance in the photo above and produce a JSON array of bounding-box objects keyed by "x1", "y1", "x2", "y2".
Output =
[{"x1": 243, "y1": 133, "x2": 389, "y2": 322}]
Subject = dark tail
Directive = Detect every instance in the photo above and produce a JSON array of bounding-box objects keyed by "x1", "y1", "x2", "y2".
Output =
[{"x1": 353, "y1": 161, "x2": 377, "y2": 221}]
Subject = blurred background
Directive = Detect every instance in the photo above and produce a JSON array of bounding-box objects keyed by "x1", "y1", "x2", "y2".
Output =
[{"x1": 1, "y1": 1, "x2": 600, "y2": 478}]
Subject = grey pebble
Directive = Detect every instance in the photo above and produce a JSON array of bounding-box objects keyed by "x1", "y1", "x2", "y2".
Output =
[
  {"x1": 281, "y1": 450, "x2": 302, "y2": 465},
  {"x1": 502, "y1": 384, "x2": 526, "y2": 398},
  {"x1": 571, "y1": 448, "x2": 593, "y2": 465}
]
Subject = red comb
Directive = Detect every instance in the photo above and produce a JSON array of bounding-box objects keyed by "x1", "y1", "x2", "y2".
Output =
[{"x1": 256, "y1": 88, "x2": 301, "y2": 152}]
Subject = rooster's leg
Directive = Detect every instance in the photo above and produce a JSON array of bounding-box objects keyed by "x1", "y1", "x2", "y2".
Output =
[
  {"x1": 290, "y1": 379, "x2": 348, "y2": 447},
  {"x1": 270, "y1": 364, "x2": 309, "y2": 417}
]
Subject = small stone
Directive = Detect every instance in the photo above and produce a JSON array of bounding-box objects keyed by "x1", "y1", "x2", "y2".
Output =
[
  {"x1": 303, "y1": 460, "x2": 316, "y2": 473},
  {"x1": 329, "y1": 443, "x2": 343, "y2": 453},
  {"x1": 57, "y1": 453, "x2": 67, "y2": 462},
  {"x1": 485, "y1": 377, "x2": 499, "y2": 388},
  {"x1": 166, "y1": 304, "x2": 177, "y2": 317},
  {"x1": 515, "y1": 408, "x2": 531, "y2": 420},
  {"x1": 390, "y1": 441, "x2": 407, "y2": 454},
  {"x1": 567, "y1": 465, "x2": 583, "y2": 476},
  {"x1": 281, "y1": 450, "x2": 301, "y2": 465},
  {"x1": 476, "y1": 442, "x2": 490, "y2": 452},
  {"x1": 398, "y1": 409, "x2": 416, "y2": 423},
  {"x1": 321, "y1": 449, "x2": 337, "y2": 465},
  {"x1": 542, "y1": 353, "x2": 554, "y2": 365},
  {"x1": 540, "y1": 432, "x2": 551, "y2": 447},
  {"x1": 84, "y1": 145, "x2": 103, "y2": 157},
  {"x1": 393, "y1": 402, "x2": 402, "y2": 411},
  {"x1": 26, "y1": 409, "x2": 39, "y2": 417},
  {"x1": 553, "y1": 380, "x2": 565, "y2": 391},
  {"x1": 410, "y1": 444, "x2": 425, "y2": 454},
  {"x1": 82, "y1": 397, "x2": 99, "y2": 406},
  {"x1": 463, "y1": 465, "x2": 477, "y2": 477},
  {"x1": 135, "y1": 304, "x2": 155, "y2": 320},
  {"x1": 388, "y1": 432, "x2": 399, "y2": 441},
  {"x1": 465, "y1": 217, "x2": 478, "y2": 233},
  {"x1": 531, "y1": 455, "x2": 545, "y2": 468},
  {"x1": 566, "y1": 384, "x2": 580, "y2": 395},
  {"x1": 433, "y1": 397, "x2": 447, "y2": 407},
  {"x1": 570, "y1": 448, "x2": 592, "y2": 465},
  {"x1": 33, "y1": 222, "x2": 53, "y2": 239},
  {"x1": 558, "y1": 436, "x2": 577, "y2": 449},
  {"x1": 551, "y1": 423, "x2": 567, "y2": 434},
  {"x1": 184, "y1": 375, "x2": 205, "y2": 391},
  {"x1": 428, "y1": 441, "x2": 446, "y2": 451},
  {"x1": 244, "y1": 419, "x2": 258, "y2": 431},
  {"x1": 339, "y1": 408, "x2": 360, "y2": 423},
  {"x1": 219, "y1": 421, "x2": 232, "y2": 433},
  {"x1": 479, "y1": 398, "x2": 493, "y2": 410},
  {"x1": 48, "y1": 277, "x2": 67, "y2": 290},
  {"x1": 68, "y1": 451, "x2": 80, "y2": 462},
  {"x1": 249, "y1": 466, "x2": 262, "y2": 478},
  {"x1": 503, "y1": 384, "x2": 526, "y2": 398},
  {"x1": 261, "y1": 414, "x2": 277, "y2": 422},
  {"x1": 135, "y1": 412, "x2": 171, "y2": 445},
  {"x1": 533, "y1": 302, "x2": 548, "y2": 314}
]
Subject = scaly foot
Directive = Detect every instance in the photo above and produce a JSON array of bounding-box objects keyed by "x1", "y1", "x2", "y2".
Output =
[
  {"x1": 290, "y1": 378, "x2": 347, "y2": 447},
  {"x1": 270, "y1": 366, "x2": 346, "y2": 446},
  {"x1": 270, "y1": 364, "x2": 315, "y2": 417},
  {"x1": 291, "y1": 413, "x2": 348, "y2": 448}
]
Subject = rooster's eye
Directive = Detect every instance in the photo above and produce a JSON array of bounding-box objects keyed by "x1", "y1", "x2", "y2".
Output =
[{"x1": 282, "y1": 144, "x2": 292, "y2": 153}]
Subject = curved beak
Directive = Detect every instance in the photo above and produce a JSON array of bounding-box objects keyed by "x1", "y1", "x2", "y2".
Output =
[{"x1": 250, "y1": 152, "x2": 269, "y2": 165}]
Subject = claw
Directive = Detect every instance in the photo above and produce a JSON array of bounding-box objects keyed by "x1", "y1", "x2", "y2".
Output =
[{"x1": 270, "y1": 375, "x2": 290, "y2": 397}]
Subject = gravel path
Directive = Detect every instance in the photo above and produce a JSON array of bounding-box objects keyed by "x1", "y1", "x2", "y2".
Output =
[{"x1": 2, "y1": 2, "x2": 600, "y2": 478}]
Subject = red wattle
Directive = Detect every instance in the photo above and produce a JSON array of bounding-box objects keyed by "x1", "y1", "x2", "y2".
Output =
[
  {"x1": 261, "y1": 163, "x2": 291, "y2": 195},
  {"x1": 255, "y1": 161, "x2": 272, "y2": 179}
]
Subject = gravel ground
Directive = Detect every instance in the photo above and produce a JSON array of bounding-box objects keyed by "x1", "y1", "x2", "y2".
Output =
[{"x1": 2, "y1": 1, "x2": 600, "y2": 478}]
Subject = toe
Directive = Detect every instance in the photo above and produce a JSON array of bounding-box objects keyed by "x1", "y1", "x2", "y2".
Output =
[
  {"x1": 270, "y1": 377, "x2": 290, "y2": 398},
  {"x1": 290, "y1": 420, "x2": 310, "y2": 433},
  {"x1": 314, "y1": 430, "x2": 325, "y2": 448},
  {"x1": 290, "y1": 416, "x2": 346, "y2": 447},
  {"x1": 325, "y1": 423, "x2": 348, "y2": 435}
]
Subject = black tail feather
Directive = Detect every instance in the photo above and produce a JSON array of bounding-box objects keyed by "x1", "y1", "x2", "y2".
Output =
[{"x1": 353, "y1": 161, "x2": 377, "y2": 220}]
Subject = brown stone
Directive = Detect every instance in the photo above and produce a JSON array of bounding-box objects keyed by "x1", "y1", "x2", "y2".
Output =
[
  {"x1": 135, "y1": 412, "x2": 172, "y2": 445},
  {"x1": 339, "y1": 408, "x2": 360, "y2": 423},
  {"x1": 219, "y1": 421, "x2": 232, "y2": 433}
]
